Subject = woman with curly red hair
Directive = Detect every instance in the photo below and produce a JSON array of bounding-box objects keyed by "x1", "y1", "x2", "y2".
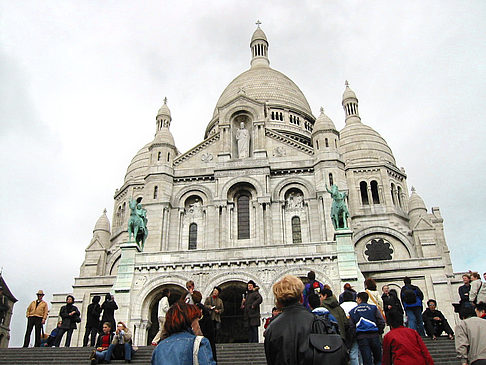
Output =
[{"x1": 151, "y1": 302, "x2": 215, "y2": 365}]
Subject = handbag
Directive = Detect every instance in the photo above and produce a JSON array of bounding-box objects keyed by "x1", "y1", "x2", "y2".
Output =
[{"x1": 192, "y1": 335, "x2": 204, "y2": 365}]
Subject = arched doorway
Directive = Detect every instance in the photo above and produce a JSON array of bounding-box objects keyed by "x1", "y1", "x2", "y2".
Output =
[
  {"x1": 219, "y1": 281, "x2": 247, "y2": 343},
  {"x1": 146, "y1": 284, "x2": 186, "y2": 345}
]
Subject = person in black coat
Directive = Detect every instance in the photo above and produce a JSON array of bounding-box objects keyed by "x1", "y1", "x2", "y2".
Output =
[
  {"x1": 458, "y1": 274, "x2": 472, "y2": 319},
  {"x1": 381, "y1": 285, "x2": 403, "y2": 319},
  {"x1": 54, "y1": 295, "x2": 81, "y2": 347},
  {"x1": 83, "y1": 295, "x2": 101, "y2": 347},
  {"x1": 422, "y1": 299, "x2": 454, "y2": 339},
  {"x1": 100, "y1": 293, "x2": 118, "y2": 333},
  {"x1": 193, "y1": 290, "x2": 217, "y2": 361}
]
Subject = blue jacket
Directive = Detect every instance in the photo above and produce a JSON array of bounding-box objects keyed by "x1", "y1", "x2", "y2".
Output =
[
  {"x1": 400, "y1": 284, "x2": 424, "y2": 309},
  {"x1": 349, "y1": 303, "x2": 385, "y2": 336},
  {"x1": 151, "y1": 330, "x2": 216, "y2": 365}
]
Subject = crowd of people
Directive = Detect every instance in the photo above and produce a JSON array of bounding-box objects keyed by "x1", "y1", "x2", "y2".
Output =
[{"x1": 19, "y1": 269, "x2": 486, "y2": 365}]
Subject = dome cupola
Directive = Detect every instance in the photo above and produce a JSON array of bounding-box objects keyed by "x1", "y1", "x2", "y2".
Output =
[
  {"x1": 313, "y1": 107, "x2": 336, "y2": 133},
  {"x1": 342, "y1": 81, "x2": 360, "y2": 124},
  {"x1": 93, "y1": 209, "x2": 111, "y2": 233},
  {"x1": 339, "y1": 82, "x2": 397, "y2": 166},
  {"x1": 408, "y1": 187, "x2": 427, "y2": 214},
  {"x1": 250, "y1": 21, "x2": 269, "y2": 68}
]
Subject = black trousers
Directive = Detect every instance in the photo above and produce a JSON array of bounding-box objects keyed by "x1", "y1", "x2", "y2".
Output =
[
  {"x1": 23, "y1": 316, "x2": 43, "y2": 347},
  {"x1": 424, "y1": 319, "x2": 454, "y2": 337},
  {"x1": 54, "y1": 328, "x2": 74, "y2": 347},
  {"x1": 248, "y1": 326, "x2": 259, "y2": 343},
  {"x1": 83, "y1": 326, "x2": 98, "y2": 347}
]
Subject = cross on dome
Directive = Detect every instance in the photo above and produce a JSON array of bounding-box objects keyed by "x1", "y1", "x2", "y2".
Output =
[
  {"x1": 256, "y1": 20, "x2": 262, "y2": 27},
  {"x1": 163, "y1": 97, "x2": 168, "y2": 104}
]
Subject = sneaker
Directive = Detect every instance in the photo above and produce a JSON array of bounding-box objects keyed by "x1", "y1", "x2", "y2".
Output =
[
  {"x1": 151, "y1": 342, "x2": 157, "y2": 346},
  {"x1": 90, "y1": 349, "x2": 97, "y2": 365}
]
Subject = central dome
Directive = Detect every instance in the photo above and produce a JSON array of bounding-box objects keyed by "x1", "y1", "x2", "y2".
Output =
[{"x1": 213, "y1": 66, "x2": 313, "y2": 117}]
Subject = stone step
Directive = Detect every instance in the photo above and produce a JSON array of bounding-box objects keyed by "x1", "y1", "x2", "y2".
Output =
[{"x1": 0, "y1": 338, "x2": 460, "y2": 365}]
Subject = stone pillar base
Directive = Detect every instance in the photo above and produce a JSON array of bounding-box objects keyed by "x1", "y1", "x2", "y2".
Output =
[{"x1": 335, "y1": 229, "x2": 365, "y2": 291}]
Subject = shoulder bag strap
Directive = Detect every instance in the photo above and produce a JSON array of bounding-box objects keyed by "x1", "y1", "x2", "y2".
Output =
[
  {"x1": 193, "y1": 335, "x2": 203, "y2": 365},
  {"x1": 366, "y1": 290, "x2": 385, "y2": 320}
]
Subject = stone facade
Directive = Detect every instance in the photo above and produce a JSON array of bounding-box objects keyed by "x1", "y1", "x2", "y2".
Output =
[
  {"x1": 48, "y1": 25, "x2": 463, "y2": 345},
  {"x1": 0, "y1": 275, "x2": 17, "y2": 348}
]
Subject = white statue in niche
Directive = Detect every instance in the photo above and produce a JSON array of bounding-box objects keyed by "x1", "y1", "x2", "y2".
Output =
[{"x1": 236, "y1": 122, "x2": 250, "y2": 158}]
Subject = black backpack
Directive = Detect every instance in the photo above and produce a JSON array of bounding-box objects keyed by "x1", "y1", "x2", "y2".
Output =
[
  {"x1": 309, "y1": 314, "x2": 348, "y2": 365},
  {"x1": 402, "y1": 287, "x2": 418, "y2": 305}
]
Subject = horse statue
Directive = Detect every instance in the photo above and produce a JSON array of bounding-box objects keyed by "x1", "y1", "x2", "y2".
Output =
[
  {"x1": 128, "y1": 198, "x2": 148, "y2": 250},
  {"x1": 326, "y1": 184, "x2": 349, "y2": 230}
]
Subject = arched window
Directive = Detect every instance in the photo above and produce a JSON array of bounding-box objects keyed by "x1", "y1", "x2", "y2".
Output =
[
  {"x1": 153, "y1": 186, "x2": 158, "y2": 199},
  {"x1": 391, "y1": 183, "x2": 396, "y2": 205},
  {"x1": 335, "y1": 139, "x2": 337, "y2": 148},
  {"x1": 291, "y1": 216, "x2": 302, "y2": 243},
  {"x1": 329, "y1": 173, "x2": 334, "y2": 186},
  {"x1": 280, "y1": 112, "x2": 283, "y2": 121},
  {"x1": 397, "y1": 186, "x2": 403, "y2": 207},
  {"x1": 316, "y1": 140, "x2": 319, "y2": 150},
  {"x1": 188, "y1": 223, "x2": 197, "y2": 250},
  {"x1": 157, "y1": 151, "x2": 161, "y2": 161},
  {"x1": 371, "y1": 180, "x2": 380, "y2": 204},
  {"x1": 237, "y1": 193, "x2": 250, "y2": 239},
  {"x1": 325, "y1": 138, "x2": 329, "y2": 147},
  {"x1": 271, "y1": 111, "x2": 274, "y2": 120},
  {"x1": 167, "y1": 152, "x2": 170, "y2": 162},
  {"x1": 360, "y1": 181, "x2": 369, "y2": 205}
]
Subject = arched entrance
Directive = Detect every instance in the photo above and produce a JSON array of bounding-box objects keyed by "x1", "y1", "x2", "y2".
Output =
[
  {"x1": 146, "y1": 284, "x2": 186, "y2": 345},
  {"x1": 219, "y1": 280, "x2": 247, "y2": 343}
]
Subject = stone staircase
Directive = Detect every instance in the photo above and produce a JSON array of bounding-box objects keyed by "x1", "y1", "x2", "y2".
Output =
[{"x1": 0, "y1": 337, "x2": 458, "y2": 364}]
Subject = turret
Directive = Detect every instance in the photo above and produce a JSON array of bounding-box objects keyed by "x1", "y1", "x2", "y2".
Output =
[
  {"x1": 408, "y1": 187, "x2": 427, "y2": 228},
  {"x1": 80, "y1": 209, "x2": 111, "y2": 276},
  {"x1": 312, "y1": 107, "x2": 339, "y2": 157},
  {"x1": 150, "y1": 97, "x2": 177, "y2": 166}
]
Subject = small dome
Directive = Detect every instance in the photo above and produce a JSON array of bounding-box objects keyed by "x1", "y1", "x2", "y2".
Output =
[
  {"x1": 251, "y1": 26, "x2": 267, "y2": 43},
  {"x1": 342, "y1": 81, "x2": 357, "y2": 101},
  {"x1": 340, "y1": 121, "x2": 396, "y2": 165},
  {"x1": 313, "y1": 107, "x2": 336, "y2": 133},
  {"x1": 157, "y1": 97, "x2": 171, "y2": 118},
  {"x1": 94, "y1": 209, "x2": 110, "y2": 233},
  {"x1": 124, "y1": 142, "x2": 151, "y2": 183},
  {"x1": 408, "y1": 187, "x2": 427, "y2": 213}
]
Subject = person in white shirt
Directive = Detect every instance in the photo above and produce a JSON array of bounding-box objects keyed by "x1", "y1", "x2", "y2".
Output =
[{"x1": 151, "y1": 288, "x2": 171, "y2": 345}]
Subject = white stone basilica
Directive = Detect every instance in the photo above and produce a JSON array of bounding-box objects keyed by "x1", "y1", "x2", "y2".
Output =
[{"x1": 48, "y1": 25, "x2": 461, "y2": 345}]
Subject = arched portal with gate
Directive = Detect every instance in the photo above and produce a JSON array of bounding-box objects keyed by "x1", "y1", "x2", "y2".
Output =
[
  {"x1": 218, "y1": 280, "x2": 247, "y2": 343},
  {"x1": 146, "y1": 284, "x2": 186, "y2": 345}
]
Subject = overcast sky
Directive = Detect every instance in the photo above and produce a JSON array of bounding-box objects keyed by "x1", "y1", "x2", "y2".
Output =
[{"x1": 1, "y1": 1, "x2": 485, "y2": 347}]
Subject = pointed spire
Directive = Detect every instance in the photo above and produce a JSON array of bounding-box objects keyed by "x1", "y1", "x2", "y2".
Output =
[
  {"x1": 313, "y1": 105, "x2": 336, "y2": 133},
  {"x1": 250, "y1": 21, "x2": 269, "y2": 68}
]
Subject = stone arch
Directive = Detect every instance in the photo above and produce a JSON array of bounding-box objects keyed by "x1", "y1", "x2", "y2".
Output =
[
  {"x1": 204, "y1": 271, "x2": 269, "y2": 300},
  {"x1": 272, "y1": 177, "x2": 316, "y2": 201},
  {"x1": 220, "y1": 177, "x2": 264, "y2": 200},
  {"x1": 275, "y1": 266, "x2": 336, "y2": 293},
  {"x1": 172, "y1": 184, "x2": 214, "y2": 208},
  {"x1": 354, "y1": 226, "x2": 416, "y2": 259},
  {"x1": 106, "y1": 248, "x2": 121, "y2": 276},
  {"x1": 220, "y1": 100, "x2": 260, "y2": 122},
  {"x1": 133, "y1": 273, "x2": 189, "y2": 321}
]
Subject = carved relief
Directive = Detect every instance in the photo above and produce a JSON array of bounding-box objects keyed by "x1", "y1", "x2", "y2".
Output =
[
  {"x1": 272, "y1": 146, "x2": 286, "y2": 157},
  {"x1": 201, "y1": 152, "x2": 213, "y2": 162},
  {"x1": 134, "y1": 275, "x2": 147, "y2": 288},
  {"x1": 286, "y1": 191, "x2": 305, "y2": 211}
]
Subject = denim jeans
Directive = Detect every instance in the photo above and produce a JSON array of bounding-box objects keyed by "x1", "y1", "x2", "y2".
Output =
[
  {"x1": 349, "y1": 340, "x2": 363, "y2": 365},
  {"x1": 405, "y1": 307, "x2": 425, "y2": 336},
  {"x1": 357, "y1": 335, "x2": 382, "y2": 365}
]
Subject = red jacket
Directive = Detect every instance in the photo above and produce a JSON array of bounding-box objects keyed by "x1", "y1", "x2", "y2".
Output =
[{"x1": 382, "y1": 326, "x2": 434, "y2": 365}]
